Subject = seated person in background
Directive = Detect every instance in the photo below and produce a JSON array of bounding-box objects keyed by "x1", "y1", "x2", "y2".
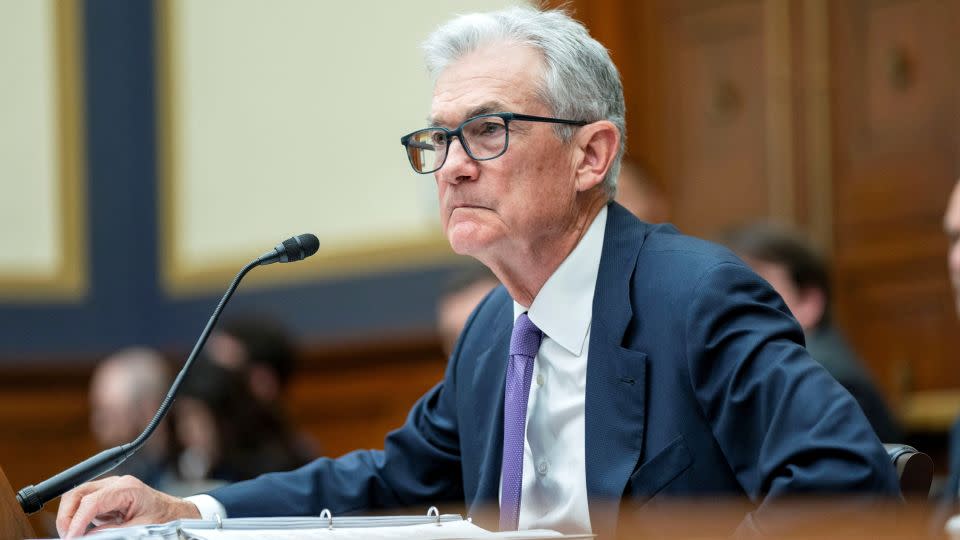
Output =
[
  {"x1": 57, "y1": 7, "x2": 899, "y2": 538},
  {"x1": 205, "y1": 316, "x2": 296, "y2": 406},
  {"x1": 942, "y1": 178, "x2": 960, "y2": 504},
  {"x1": 174, "y1": 354, "x2": 311, "y2": 485},
  {"x1": 89, "y1": 347, "x2": 176, "y2": 490},
  {"x1": 204, "y1": 315, "x2": 318, "y2": 460},
  {"x1": 614, "y1": 159, "x2": 670, "y2": 224},
  {"x1": 722, "y1": 222, "x2": 901, "y2": 442},
  {"x1": 437, "y1": 263, "x2": 500, "y2": 356}
]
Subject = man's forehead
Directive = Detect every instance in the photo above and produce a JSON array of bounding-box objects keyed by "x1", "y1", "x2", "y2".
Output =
[
  {"x1": 428, "y1": 42, "x2": 545, "y2": 126},
  {"x1": 428, "y1": 100, "x2": 508, "y2": 126}
]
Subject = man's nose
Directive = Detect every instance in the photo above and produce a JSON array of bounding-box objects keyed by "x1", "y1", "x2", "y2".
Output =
[{"x1": 438, "y1": 137, "x2": 478, "y2": 184}]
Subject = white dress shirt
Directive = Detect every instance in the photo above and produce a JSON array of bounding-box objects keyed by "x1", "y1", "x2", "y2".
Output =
[
  {"x1": 186, "y1": 493, "x2": 226, "y2": 522},
  {"x1": 190, "y1": 206, "x2": 608, "y2": 534},
  {"x1": 502, "y1": 205, "x2": 605, "y2": 534}
]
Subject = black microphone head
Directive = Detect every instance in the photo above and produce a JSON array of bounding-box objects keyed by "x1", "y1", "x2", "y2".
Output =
[
  {"x1": 258, "y1": 233, "x2": 319, "y2": 265},
  {"x1": 279, "y1": 233, "x2": 319, "y2": 262},
  {"x1": 296, "y1": 233, "x2": 320, "y2": 259}
]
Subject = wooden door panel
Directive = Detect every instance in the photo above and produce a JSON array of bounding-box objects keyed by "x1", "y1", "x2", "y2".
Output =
[
  {"x1": 662, "y1": 1, "x2": 769, "y2": 237},
  {"x1": 832, "y1": 0, "x2": 958, "y2": 236},
  {"x1": 830, "y1": 0, "x2": 960, "y2": 406}
]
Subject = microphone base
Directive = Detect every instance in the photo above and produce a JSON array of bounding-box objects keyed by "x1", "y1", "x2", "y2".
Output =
[{"x1": 16, "y1": 486, "x2": 40, "y2": 515}]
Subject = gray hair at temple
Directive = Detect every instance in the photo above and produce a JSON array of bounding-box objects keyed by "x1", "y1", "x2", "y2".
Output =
[{"x1": 422, "y1": 6, "x2": 626, "y2": 199}]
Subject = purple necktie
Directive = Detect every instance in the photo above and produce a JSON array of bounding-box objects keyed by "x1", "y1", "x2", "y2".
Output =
[{"x1": 500, "y1": 312, "x2": 543, "y2": 531}]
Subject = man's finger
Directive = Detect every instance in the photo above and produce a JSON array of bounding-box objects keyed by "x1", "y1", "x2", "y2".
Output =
[
  {"x1": 65, "y1": 490, "x2": 107, "y2": 538},
  {"x1": 90, "y1": 510, "x2": 125, "y2": 528},
  {"x1": 56, "y1": 478, "x2": 115, "y2": 537},
  {"x1": 65, "y1": 487, "x2": 131, "y2": 538},
  {"x1": 83, "y1": 512, "x2": 160, "y2": 536}
]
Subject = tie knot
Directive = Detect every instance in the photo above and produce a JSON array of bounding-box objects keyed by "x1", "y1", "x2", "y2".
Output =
[{"x1": 510, "y1": 313, "x2": 543, "y2": 358}]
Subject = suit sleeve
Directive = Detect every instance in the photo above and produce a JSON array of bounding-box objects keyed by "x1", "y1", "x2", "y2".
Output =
[
  {"x1": 684, "y1": 261, "x2": 900, "y2": 506},
  {"x1": 206, "y1": 351, "x2": 465, "y2": 517}
]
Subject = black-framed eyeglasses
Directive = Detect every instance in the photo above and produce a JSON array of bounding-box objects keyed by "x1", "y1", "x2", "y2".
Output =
[{"x1": 400, "y1": 112, "x2": 588, "y2": 174}]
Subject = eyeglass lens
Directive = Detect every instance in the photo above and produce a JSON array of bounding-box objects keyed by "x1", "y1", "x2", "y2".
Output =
[{"x1": 406, "y1": 116, "x2": 508, "y2": 173}]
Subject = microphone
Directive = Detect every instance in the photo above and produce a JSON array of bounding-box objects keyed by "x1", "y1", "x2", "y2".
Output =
[
  {"x1": 16, "y1": 233, "x2": 319, "y2": 514},
  {"x1": 258, "y1": 233, "x2": 319, "y2": 265}
]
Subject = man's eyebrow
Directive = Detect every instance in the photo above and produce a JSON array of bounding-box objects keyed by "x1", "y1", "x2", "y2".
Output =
[
  {"x1": 428, "y1": 102, "x2": 508, "y2": 128},
  {"x1": 465, "y1": 102, "x2": 505, "y2": 118}
]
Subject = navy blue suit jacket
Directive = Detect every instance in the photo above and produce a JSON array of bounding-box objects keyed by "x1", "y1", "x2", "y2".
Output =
[{"x1": 210, "y1": 203, "x2": 899, "y2": 535}]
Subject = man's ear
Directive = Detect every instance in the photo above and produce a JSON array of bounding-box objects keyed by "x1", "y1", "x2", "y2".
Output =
[{"x1": 573, "y1": 120, "x2": 619, "y2": 193}]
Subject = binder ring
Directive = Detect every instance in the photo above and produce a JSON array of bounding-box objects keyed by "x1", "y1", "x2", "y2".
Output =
[
  {"x1": 427, "y1": 506, "x2": 440, "y2": 526},
  {"x1": 320, "y1": 508, "x2": 333, "y2": 530},
  {"x1": 213, "y1": 513, "x2": 223, "y2": 530}
]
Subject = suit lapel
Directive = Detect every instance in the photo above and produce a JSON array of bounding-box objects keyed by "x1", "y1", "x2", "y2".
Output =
[
  {"x1": 469, "y1": 302, "x2": 512, "y2": 516},
  {"x1": 585, "y1": 203, "x2": 650, "y2": 531}
]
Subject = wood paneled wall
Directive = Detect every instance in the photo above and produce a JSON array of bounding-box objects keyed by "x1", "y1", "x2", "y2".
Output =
[
  {"x1": 828, "y1": 0, "x2": 960, "y2": 403},
  {"x1": 566, "y1": 0, "x2": 960, "y2": 420}
]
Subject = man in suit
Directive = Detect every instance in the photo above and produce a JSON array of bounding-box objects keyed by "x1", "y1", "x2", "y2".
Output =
[
  {"x1": 89, "y1": 348, "x2": 175, "y2": 491},
  {"x1": 722, "y1": 223, "x2": 901, "y2": 443},
  {"x1": 941, "y1": 178, "x2": 960, "y2": 504},
  {"x1": 56, "y1": 6, "x2": 898, "y2": 538},
  {"x1": 946, "y1": 179, "x2": 960, "y2": 319}
]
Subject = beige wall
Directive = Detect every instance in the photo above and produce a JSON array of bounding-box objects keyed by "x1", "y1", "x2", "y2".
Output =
[
  {"x1": 159, "y1": 0, "x2": 524, "y2": 293},
  {"x1": 0, "y1": 0, "x2": 84, "y2": 299},
  {"x1": 0, "y1": 0, "x2": 59, "y2": 276}
]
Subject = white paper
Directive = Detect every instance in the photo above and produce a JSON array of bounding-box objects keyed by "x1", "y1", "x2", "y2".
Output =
[{"x1": 181, "y1": 521, "x2": 565, "y2": 539}]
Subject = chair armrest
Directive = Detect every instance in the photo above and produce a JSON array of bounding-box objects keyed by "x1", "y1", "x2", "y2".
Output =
[{"x1": 883, "y1": 443, "x2": 933, "y2": 499}]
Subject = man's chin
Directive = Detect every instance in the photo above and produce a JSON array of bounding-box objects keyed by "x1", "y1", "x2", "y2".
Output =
[
  {"x1": 444, "y1": 216, "x2": 508, "y2": 259},
  {"x1": 446, "y1": 229, "x2": 491, "y2": 257},
  {"x1": 448, "y1": 237, "x2": 484, "y2": 257}
]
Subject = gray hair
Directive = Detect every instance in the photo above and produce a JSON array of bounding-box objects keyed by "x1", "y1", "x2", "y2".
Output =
[{"x1": 423, "y1": 6, "x2": 626, "y2": 199}]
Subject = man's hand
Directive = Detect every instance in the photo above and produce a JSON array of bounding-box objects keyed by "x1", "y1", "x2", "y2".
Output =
[{"x1": 56, "y1": 475, "x2": 201, "y2": 538}]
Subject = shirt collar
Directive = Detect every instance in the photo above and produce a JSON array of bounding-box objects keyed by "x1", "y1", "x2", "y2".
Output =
[{"x1": 513, "y1": 205, "x2": 607, "y2": 356}]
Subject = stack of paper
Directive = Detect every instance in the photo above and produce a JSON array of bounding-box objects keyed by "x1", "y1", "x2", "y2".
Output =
[{"x1": 34, "y1": 514, "x2": 592, "y2": 540}]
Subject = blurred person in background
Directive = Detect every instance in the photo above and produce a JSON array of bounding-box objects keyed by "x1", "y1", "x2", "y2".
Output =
[
  {"x1": 204, "y1": 315, "x2": 319, "y2": 460},
  {"x1": 942, "y1": 179, "x2": 960, "y2": 505},
  {"x1": 614, "y1": 159, "x2": 669, "y2": 224},
  {"x1": 205, "y1": 316, "x2": 296, "y2": 406},
  {"x1": 437, "y1": 263, "x2": 500, "y2": 357},
  {"x1": 946, "y1": 179, "x2": 960, "y2": 318},
  {"x1": 722, "y1": 223, "x2": 901, "y2": 442},
  {"x1": 89, "y1": 347, "x2": 176, "y2": 490},
  {"x1": 173, "y1": 354, "x2": 311, "y2": 487}
]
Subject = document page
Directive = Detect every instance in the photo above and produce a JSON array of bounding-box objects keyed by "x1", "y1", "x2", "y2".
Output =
[
  {"x1": 182, "y1": 521, "x2": 568, "y2": 539},
  {"x1": 31, "y1": 518, "x2": 583, "y2": 540}
]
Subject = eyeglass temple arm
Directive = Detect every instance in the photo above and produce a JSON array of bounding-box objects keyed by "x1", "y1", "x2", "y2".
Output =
[{"x1": 507, "y1": 112, "x2": 588, "y2": 126}]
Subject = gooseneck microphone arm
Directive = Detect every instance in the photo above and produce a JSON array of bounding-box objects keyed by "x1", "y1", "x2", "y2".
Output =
[{"x1": 16, "y1": 233, "x2": 319, "y2": 514}]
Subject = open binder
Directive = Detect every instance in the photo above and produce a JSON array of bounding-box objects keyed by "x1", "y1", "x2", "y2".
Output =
[{"x1": 41, "y1": 507, "x2": 591, "y2": 540}]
